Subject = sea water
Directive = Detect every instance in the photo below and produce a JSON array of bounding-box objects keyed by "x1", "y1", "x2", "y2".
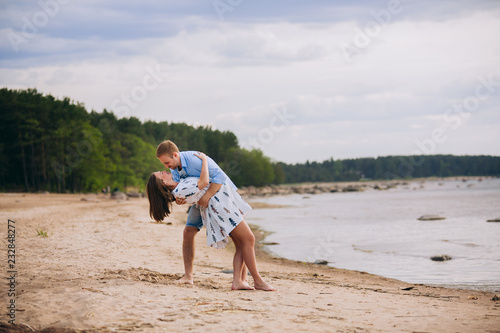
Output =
[{"x1": 246, "y1": 178, "x2": 500, "y2": 292}]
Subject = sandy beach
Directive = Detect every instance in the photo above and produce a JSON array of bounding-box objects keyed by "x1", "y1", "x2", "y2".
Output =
[{"x1": 0, "y1": 192, "x2": 499, "y2": 332}]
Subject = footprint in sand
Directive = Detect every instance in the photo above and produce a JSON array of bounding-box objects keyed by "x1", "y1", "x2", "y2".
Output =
[
  {"x1": 103, "y1": 267, "x2": 182, "y2": 284},
  {"x1": 102, "y1": 267, "x2": 224, "y2": 289}
]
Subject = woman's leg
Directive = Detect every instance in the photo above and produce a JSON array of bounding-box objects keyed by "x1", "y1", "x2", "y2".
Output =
[
  {"x1": 234, "y1": 238, "x2": 250, "y2": 285},
  {"x1": 230, "y1": 220, "x2": 276, "y2": 291},
  {"x1": 230, "y1": 234, "x2": 253, "y2": 290}
]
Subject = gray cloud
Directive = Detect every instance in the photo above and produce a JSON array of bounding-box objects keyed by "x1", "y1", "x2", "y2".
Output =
[{"x1": 1, "y1": 0, "x2": 499, "y2": 163}]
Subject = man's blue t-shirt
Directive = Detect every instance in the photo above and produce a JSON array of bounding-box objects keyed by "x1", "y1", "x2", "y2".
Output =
[{"x1": 171, "y1": 151, "x2": 237, "y2": 190}]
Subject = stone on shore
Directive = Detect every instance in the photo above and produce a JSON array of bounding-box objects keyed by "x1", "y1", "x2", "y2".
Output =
[
  {"x1": 342, "y1": 185, "x2": 364, "y2": 192},
  {"x1": 373, "y1": 184, "x2": 396, "y2": 190},
  {"x1": 81, "y1": 197, "x2": 99, "y2": 202},
  {"x1": 126, "y1": 191, "x2": 142, "y2": 198},
  {"x1": 314, "y1": 260, "x2": 329, "y2": 265},
  {"x1": 111, "y1": 191, "x2": 128, "y2": 200},
  {"x1": 238, "y1": 181, "x2": 404, "y2": 197}
]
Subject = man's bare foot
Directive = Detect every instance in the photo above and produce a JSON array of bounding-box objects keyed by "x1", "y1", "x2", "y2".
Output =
[
  {"x1": 231, "y1": 281, "x2": 255, "y2": 290},
  {"x1": 176, "y1": 276, "x2": 194, "y2": 285},
  {"x1": 254, "y1": 281, "x2": 277, "y2": 291}
]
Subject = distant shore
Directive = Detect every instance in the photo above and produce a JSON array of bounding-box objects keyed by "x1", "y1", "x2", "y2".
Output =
[
  {"x1": 0, "y1": 191, "x2": 499, "y2": 332},
  {"x1": 238, "y1": 176, "x2": 495, "y2": 197}
]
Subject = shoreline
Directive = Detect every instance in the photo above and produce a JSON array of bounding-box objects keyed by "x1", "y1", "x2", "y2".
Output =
[{"x1": 0, "y1": 192, "x2": 499, "y2": 332}]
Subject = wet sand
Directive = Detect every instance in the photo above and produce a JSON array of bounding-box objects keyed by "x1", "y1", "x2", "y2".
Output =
[{"x1": 0, "y1": 193, "x2": 499, "y2": 332}]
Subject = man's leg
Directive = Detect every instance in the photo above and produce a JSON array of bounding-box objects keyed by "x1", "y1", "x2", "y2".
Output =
[
  {"x1": 177, "y1": 226, "x2": 199, "y2": 284},
  {"x1": 177, "y1": 205, "x2": 202, "y2": 285}
]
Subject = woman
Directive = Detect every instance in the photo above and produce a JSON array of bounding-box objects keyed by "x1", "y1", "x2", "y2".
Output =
[{"x1": 146, "y1": 152, "x2": 276, "y2": 291}]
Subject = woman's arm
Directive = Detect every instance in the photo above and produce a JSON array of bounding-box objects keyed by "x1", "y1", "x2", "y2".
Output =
[
  {"x1": 194, "y1": 151, "x2": 222, "y2": 208},
  {"x1": 195, "y1": 152, "x2": 209, "y2": 190}
]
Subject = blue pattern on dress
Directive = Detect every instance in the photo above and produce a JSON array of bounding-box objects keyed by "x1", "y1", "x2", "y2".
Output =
[{"x1": 172, "y1": 176, "x2": 251, "y2": 249}]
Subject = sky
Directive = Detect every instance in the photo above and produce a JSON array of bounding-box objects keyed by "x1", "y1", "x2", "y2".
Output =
[{"x1": 1, "y1": 0, "x2": 499, "y2": 164}]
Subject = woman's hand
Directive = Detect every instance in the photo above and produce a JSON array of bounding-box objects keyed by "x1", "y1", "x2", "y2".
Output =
[
  {"x1": 194, "y1": 151, "x2": 207, "y2": 161},
  {"x1": 176, "y1": 197, "x2": 186, "y2": 205}
]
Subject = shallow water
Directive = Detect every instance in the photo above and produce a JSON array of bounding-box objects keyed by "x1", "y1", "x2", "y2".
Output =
[{"x1": 247, "y1": 178, "x2": 500, "y2": 292}]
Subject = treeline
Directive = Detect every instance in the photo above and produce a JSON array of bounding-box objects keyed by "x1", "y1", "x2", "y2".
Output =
[
  {"x1": 0, "y1": 88, "x2": 278, "y2": 192},
  {"x1": 279, "y1": 155, "x2": 500, "y2": 183},
  {"x1": 1, "y1": 88, "x2": 498, "y2": 193}
]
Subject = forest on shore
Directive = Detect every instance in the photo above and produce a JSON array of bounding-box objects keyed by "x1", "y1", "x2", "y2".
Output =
[{"x1": 1, "y1": 88, "x2": 499, "y2": 193}]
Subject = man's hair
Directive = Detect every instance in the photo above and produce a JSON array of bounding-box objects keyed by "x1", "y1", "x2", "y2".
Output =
[{"x1": 156, "y1": 140, "x2": 179, "y2": 157}]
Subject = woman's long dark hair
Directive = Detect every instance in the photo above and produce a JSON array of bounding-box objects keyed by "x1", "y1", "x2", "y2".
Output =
[{"x1": 146, "y1": 173, "x2": 176, "y2": 222}]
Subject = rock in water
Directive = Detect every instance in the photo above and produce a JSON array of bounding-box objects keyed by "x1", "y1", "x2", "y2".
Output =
[
  {"x1": 314, "y1": 260, "x2": 329, "y2": 265},
  {"x1": 261, "y1": 242, "x2": 279, "y2": 246},
  {"x1": 430, "y1": 255, "x2": 452, "y2": 261},
  {"x1": 418, "y1": 215, "x2": 446, "y2": 221},
  {"x1": 486, "y1": 218, "x2": 500, "y2": 222}
]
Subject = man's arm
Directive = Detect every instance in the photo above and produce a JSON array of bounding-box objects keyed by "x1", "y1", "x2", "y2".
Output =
[{"x1": 197, "y1": 183, "x2": 222, "y2": 208}]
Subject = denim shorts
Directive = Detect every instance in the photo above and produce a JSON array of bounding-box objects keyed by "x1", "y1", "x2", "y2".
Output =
[{"x1": 186, "y1": 204, "x2": 203, "y2": 230}]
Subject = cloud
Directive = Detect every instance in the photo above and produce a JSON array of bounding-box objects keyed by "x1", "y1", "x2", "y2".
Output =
[{"x1": 1, "y1": 0, "x2": 499, "y2": 163}]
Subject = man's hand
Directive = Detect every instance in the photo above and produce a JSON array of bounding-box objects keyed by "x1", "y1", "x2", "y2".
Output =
[
  {"x1": 197, "y1": 194, "x2": 209, "y2": 208},
  {"x1": 176, "y1": 197, "x2": 186, "y2": 205},
  {"x1": 197, "y1": 183, "x2": 222, "y2": 208}
]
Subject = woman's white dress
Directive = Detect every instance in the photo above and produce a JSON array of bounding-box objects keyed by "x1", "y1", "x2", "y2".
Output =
[{"x1": 172, "y1": 177, "x2": 252, "y2": 249}]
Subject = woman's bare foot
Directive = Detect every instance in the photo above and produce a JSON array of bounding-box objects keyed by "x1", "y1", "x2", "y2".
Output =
[
  {"x1": 254, "y1": 280, "x2": 277, "y2": 291},
  {"x1": 176, "y1": 276, "x2": 194, "y2": 285},
  {"x1": 231, "y1": 281, "x2": 255, "y2": 290}
]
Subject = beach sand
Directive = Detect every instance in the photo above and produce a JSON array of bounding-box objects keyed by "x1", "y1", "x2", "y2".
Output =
[{"x1": 0, "y1": 193, "x2": 499, "y2": 332}]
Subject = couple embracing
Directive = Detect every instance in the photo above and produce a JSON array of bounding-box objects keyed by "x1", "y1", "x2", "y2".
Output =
[{"x1": 146, "y1": 140, "x2": 276, "y2": 291}]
